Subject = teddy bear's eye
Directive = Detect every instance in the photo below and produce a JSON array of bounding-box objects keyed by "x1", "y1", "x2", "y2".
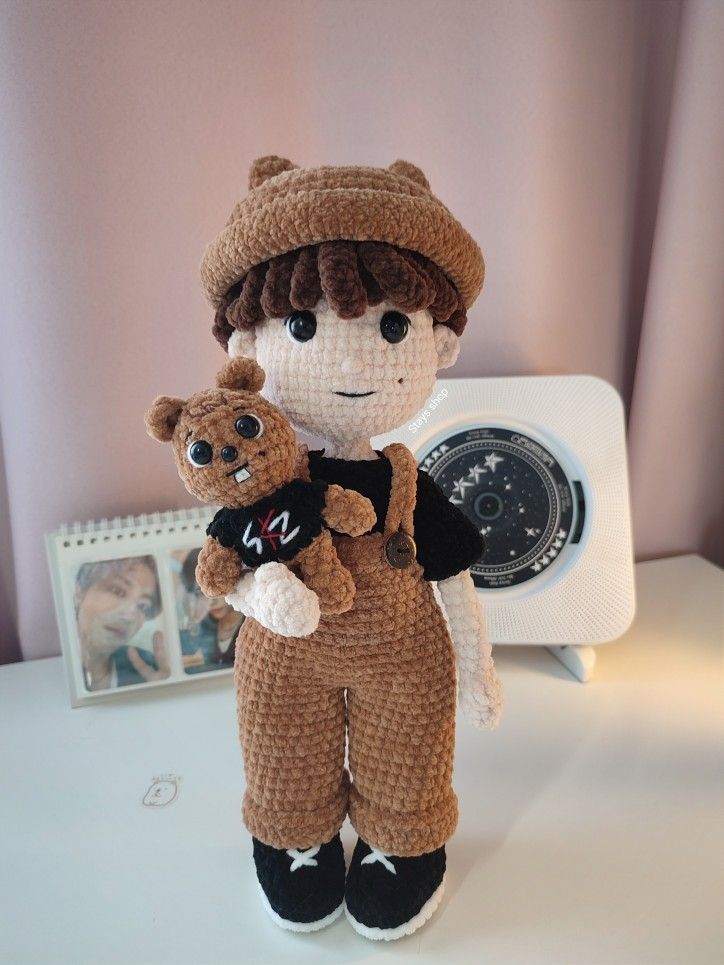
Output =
[
  {"x1": 235, "y1": 414, "x2": 264, "y2": 439},
  {"x1": 285, "y1": 310, "x2": 317, "y2": 343},
  {"x1": 380, "y1": 311, "x2": 410, "y2": 344},
  {"x1": 187, "y1": 440, "x2": 213, "y2": 467}
]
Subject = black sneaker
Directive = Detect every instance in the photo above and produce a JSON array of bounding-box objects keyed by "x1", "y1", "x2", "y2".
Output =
[
  {"x1": 344, "y1": 838, "x2": 446, "y2": 940},
  {"x1": 252, "y1": 834, "x2": 345, "y2": 932}
]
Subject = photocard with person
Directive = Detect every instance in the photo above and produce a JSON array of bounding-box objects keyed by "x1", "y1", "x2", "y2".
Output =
[
  {"x1": 170, "y1": 547, "x2": 244, "y2": 675},
  {"x1": 46, "y1": 508, "x2": 238, "y2": 706},
  {"x1": 74, "y1": 555, "x2": 169, "y2": 692}
]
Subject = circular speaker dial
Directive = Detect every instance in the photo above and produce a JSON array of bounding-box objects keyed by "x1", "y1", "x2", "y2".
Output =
[{"x1": 421, "y1": 427, "x2": 577, "y2": 589}]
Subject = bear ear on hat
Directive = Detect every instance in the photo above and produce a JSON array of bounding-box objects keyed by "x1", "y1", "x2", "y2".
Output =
[
  {"x1": 388, "y1": 159, "x2": 430, "y2": 190},
  {"x1": 216, "y1": 357, "x2": 266, "y2": 393},
  {"x1": 145, "y1": 396, "x2": 186, "y2": 443},
  {"x1": 248, "y1": 155, "x2": 299, "y2": 191}
]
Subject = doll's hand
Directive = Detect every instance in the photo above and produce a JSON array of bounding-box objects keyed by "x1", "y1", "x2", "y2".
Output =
[{"x1": 225, "y1": 563, "x2": 321, "y2": 637}]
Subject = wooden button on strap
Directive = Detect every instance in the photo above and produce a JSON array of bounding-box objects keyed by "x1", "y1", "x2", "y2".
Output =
[{"x1": 384, "y1": 530, "x2": 417, "y2": 569}]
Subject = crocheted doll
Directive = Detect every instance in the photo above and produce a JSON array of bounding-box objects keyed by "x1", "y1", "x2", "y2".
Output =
[
  {"x1": 144, "y1": 357, "x2": 376, "y2": 637},
  {"x1": 195, "y1": 155, "x2": 503, "y2": 940}
]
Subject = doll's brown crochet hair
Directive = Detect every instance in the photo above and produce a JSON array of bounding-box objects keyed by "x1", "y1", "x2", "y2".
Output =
[{"x1": 212, "y1": 241, "x2": 467, "y2": 350}]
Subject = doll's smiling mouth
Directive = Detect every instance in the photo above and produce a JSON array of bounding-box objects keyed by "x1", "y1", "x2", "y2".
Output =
[
  {"x1": 226, "y1": 463, "x2": 252, "y2": 483},
  {"x1": 333, "y1": 391, "x2": 376, "y2": 398}
]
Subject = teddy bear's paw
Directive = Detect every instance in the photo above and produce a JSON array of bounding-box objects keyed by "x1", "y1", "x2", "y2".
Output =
[
  {"x1": 316, "y1": 567, "x2": 356, "y2": 615},
  {"x1": 248, "y1": 563, "x2": 321, "y2": 638}
]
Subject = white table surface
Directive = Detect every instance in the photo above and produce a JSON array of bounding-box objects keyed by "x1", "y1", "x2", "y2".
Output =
[{"x1": 1, "y1": 554, "x2": 722, "y2": 965}]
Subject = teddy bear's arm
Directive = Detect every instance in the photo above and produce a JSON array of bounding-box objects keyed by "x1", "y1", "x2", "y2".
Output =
[
  {"x1": 436, "y1": 569, "x2": 504, "y2": 730},
  {"x1": 321, "y1": 485, "x2": 376, "y2": 536},
  {"x1": 195, "y1": 536, "x2": 245, "y2": 598}
]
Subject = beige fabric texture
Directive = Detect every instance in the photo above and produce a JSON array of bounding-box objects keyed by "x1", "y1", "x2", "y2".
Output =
[
  {"x1": 199, "y1": 157, "x2": 485, "y2": 312},
  {"x1": 234, "y1": 443, "x2": 458, "y2": 855}
]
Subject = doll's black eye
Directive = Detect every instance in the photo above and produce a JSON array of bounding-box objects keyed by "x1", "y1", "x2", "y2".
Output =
[
  {"x1": 235, "y1": 414, "x2": 263, "y2": 439},
  {"x1": 285, "y1": 310, "x2": 317, "y2": 342},
  {"x1": 187, "y1": 440, "x2": 213, "y2": 467},
  {"x1": 380, "y1": 311, "x2": 410, "y2": 343}
]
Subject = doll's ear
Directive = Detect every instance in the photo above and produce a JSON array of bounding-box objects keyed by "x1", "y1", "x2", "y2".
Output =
[
  {"x1": 227, "y1": 327, "x2": 257, "y2": 360},
  {"x1": 388, "y1": 160, "x2": 430, "y2": 190},
  {"x1": 433, "y1": 324, "x2": 460, "y2": 370},
  {"x1": 145, "y1": 396, "x2": 186, "y2": 442},
  {"x1": 248, "y1": 155, "x2": 298, "y2": 190},
  {"x1": 216, "y1": 357, "x2": 266, "y2": 393}
]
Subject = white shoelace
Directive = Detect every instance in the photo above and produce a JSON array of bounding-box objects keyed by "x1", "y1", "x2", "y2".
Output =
[
  {"x1": 286, "y1": 846, "x2": 320, "y2": 871},
  {"x1": 361, "y1": 848, "x2": 397, "y2": 874}
]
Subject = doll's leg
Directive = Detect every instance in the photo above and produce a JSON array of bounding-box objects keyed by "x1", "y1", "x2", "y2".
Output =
[
  {"x1": 346, "y1": 646, "x2": 458, "y2": 857},
  {"x1": 235, "y1": 618, "x2": 349, "y2": 930},
  {"x1": 295, "y1": 530, "x2": 355, "y2": 615},
  {"x1": 344, "y1": 620, "x2": 457, "y2": 940},
  {"x1": 235, "y1": 619, "x2": 348, "y2": 847}
]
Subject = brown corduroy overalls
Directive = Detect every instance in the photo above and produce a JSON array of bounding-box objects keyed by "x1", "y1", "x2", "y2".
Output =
[{"x1": 233, "y1": 443, "x2": 458, "y2": 857}]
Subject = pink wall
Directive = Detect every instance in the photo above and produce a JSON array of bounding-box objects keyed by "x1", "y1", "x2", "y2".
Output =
[{"x1": 1, "y1": 0, "x2": 718, "y2": 663}]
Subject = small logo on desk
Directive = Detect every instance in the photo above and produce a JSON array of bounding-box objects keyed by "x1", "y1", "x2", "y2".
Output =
[{"x1": 142, "y1": 774, "x2": 180, "y2": 807}]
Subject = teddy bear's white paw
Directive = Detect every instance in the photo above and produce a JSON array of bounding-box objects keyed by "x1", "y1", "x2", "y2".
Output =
[{"x1": 225, "y1": 563, "x2": 320, "y2": 638}]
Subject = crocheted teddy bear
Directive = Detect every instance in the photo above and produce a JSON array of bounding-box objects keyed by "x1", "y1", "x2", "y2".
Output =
[
  {"x1": 144, "y1": 357, "x2": 376, "y2": 637},
  {"x1": 183, "y1": 155, "x2": 503, "y2": 941}
]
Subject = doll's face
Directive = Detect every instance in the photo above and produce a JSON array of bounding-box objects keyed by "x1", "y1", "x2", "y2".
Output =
[{"x1": 228, "y1": 298, "x2": 459, "y2": 444}]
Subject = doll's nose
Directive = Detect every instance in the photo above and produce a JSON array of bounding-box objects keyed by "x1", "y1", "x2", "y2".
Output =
[
  {"x1": 221, "y1": 446, "x2": 238, "y2": 463},
  {"x1": 340, "y1": 356, "x2": 363, "y2": 374}
]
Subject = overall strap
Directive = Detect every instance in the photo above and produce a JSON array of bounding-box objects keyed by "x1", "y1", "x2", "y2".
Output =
[{"x1": 382, "y1": 443, "x2": 418, "y2": 538}]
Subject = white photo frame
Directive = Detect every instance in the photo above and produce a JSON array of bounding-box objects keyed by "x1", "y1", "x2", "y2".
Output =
[{"x1": 46, "y1": 508, "x2": 244, "y2": 707}]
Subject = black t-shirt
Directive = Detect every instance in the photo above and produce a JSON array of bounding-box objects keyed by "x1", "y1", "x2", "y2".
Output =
[
  {"x1": 207, "y1": 479, "x2": 328, "y2": 567},
  {"x1": 307, "y1": 450, "x2": 484, "y2": 582}
]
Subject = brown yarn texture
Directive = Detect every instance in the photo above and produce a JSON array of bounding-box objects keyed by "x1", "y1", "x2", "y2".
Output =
[
  {"x1": 234, "y1": 443, "x2": 458, "y2": 856},
  {"x1": 212, "y1": 239, "x2": 468, "y2": 349},
  {"x1": 144, "y1": 359, "x2": 376, "y2": 610},
  {"x1": 202, "y1": 155, "x2": 484, "y2": 340},
  {"x1": 196, "y1": 540, "x2": 243, "y2": 598}
]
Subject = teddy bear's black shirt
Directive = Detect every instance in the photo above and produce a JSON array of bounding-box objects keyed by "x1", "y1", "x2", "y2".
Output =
[
  {"x1": 307, "y1": 450, "x2": 484, "y2": 582},
  {"x1": 207, "y1": 479, "x2": 329, "y2": 567}
]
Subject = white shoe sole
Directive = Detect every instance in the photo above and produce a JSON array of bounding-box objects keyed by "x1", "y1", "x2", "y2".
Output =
[
  {"x1": 257, "y1": 880, "x2": 344, "y2": 933},
  {"x1": 344, "y1": 875, "x2": 446, "y2": 941}
]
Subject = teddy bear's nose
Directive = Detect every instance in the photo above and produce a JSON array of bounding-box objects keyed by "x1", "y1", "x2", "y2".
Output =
[{"x1": 220, "y1": 446, "x2": 239, "y2": 463}]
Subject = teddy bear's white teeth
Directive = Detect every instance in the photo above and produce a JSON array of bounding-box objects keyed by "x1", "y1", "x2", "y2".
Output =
[{"x1": 234, "y1": 466, "x2": 252, "y2": 483}]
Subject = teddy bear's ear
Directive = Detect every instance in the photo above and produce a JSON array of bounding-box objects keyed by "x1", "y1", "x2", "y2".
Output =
[
  {"x1": 388, "y1": 159, "x2": 430, "y2": 190},
  {"x1": 144, "y1": 396, "x2": 186, "y2": 442},
  {"x1": 248, "y1": 155, "x2": 298, "y2": 191},
  {"x1": 216, "y1": 357, "x2": 266, "y2": 393}
]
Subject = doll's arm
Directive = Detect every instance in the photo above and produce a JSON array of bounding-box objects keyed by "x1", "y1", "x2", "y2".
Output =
[
  {"x1": 225, "y1": 563, "x2": 320, "y2": 638},
  {"x1": 437, "y1": 569, "x2": 504, "y2": 730},
  {"x1": 195, "y1": 536, "x2": 244, "y2": 598},
  {"x1": 322, "y1": 484, "x2": 376, "y2": 536}
]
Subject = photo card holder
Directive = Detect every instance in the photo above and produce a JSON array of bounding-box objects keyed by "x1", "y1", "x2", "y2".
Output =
[{"x1": 46, "y1": 507, "x2": 244, "y2": 706}]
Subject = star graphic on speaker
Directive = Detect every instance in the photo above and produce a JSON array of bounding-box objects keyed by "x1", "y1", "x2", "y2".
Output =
[
  {"x1": 452, "y1": 476, "x2": 474, "y2": 498},
  {"x1": 467, "y1": 463, "x2": 487, "y2": 483},
  {"x1": 484, "y1": 452, "x2": 504, "y2": 472}
]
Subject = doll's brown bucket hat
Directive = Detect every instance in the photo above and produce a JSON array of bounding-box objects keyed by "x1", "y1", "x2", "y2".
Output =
[{"x1": 199, "y1": 156, "x2": 485, "y2": 312}]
